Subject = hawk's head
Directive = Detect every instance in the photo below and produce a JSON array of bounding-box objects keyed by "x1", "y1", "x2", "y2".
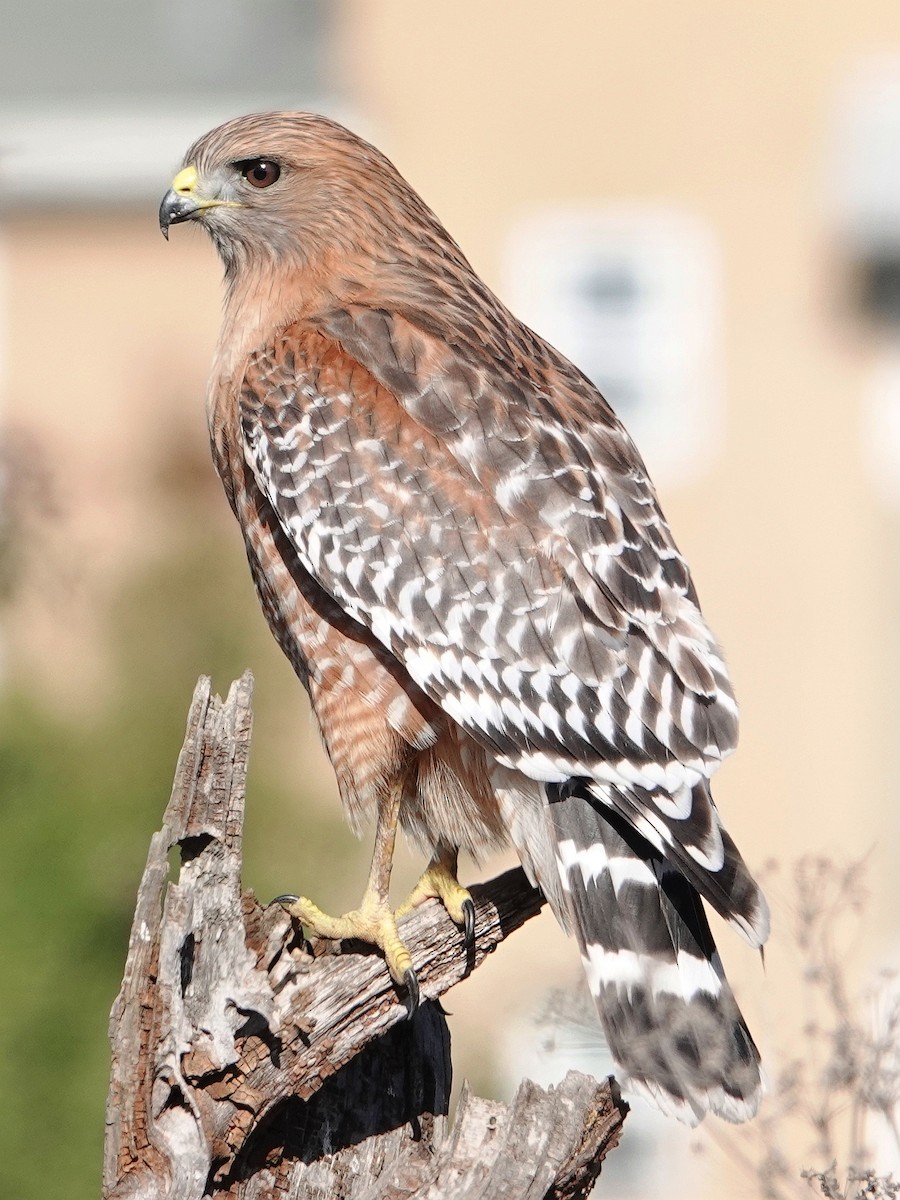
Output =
[{"x1": 159, "y1": 111, "x2": 459, "y2": 285}]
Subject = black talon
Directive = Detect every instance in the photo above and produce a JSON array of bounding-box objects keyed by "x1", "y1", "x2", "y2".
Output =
[
  {"x1": 272, "y1": 894, "x2": 299, "y2": 907},
  {"x1": 402, "y1": 966, "x2": 420, "y2": 1018},
  {"x1": 462, "y1": 897, "x2": 476, "y2": 948}
]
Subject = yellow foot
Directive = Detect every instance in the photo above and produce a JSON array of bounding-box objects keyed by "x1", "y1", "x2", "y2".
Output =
[
  {"x1": 396, "y1": 860, "x2": 476, "y2": 946},
  {"x1": 273, "y1": 891, "x2": 419, "y2": 1012}
]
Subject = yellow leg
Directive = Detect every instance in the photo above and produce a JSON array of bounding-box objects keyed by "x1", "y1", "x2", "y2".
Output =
[
  {"x1": 396, "y1": 846, "x2": 476, "y2": 945},
  {"x1": 276, "y1": 783, "x2": 419, "y2": 1009}
]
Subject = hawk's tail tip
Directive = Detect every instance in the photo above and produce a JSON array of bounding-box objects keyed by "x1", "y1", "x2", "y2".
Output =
[
  {"x1": 590, "y1": 971, "x2": 764, "y2": 1127},
  {"x1": 626, "y1": 1072, "x2": 763, "y2": 1127}
]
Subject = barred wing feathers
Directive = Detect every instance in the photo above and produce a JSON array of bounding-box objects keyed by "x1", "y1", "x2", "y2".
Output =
[
  {"x1": 239, "y1": 315, "x2": 767, "y2": 1123},
  {"x1": 239, "y1": 315, "x2": 766, "y2": 942}
]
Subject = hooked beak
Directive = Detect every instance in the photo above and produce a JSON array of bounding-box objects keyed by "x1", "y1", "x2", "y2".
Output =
[{"x1": 159, "y1": 164, "x2": 239, "y2": 239}]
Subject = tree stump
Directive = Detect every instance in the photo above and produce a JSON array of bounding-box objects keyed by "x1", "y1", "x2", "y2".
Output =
[{"x1": 102, "y1": 674, "x2": 627, "y2": 1198}]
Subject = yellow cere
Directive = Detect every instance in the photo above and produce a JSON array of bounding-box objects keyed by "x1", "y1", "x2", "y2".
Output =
[{"x1": 172, "y1": 165, "x2": 200, "y2": 195}]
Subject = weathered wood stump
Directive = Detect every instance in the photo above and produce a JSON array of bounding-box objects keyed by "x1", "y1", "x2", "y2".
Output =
[{"x1": 102, "y1": 674, "x2": 627, "y2": 1198}]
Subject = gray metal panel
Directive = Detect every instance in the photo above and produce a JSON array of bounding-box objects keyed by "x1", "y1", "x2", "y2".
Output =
[{"x1": 0, "y1": 0, "x2": 329, "y2": 105}]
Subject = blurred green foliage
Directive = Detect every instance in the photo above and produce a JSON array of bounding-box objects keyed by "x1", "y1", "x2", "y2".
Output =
[{"x1": 0, "y1": 513, "x2": 359, "y2": 1199}]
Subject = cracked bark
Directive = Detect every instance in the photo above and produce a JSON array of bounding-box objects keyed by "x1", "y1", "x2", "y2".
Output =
[{"x1": 102, "y1": 673, "x2": 628, "y2": 1199}]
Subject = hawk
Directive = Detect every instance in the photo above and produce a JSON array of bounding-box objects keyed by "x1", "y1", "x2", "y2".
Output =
[{"x1": 160, "y1": 112, "x2": 768, "y2": 1125}]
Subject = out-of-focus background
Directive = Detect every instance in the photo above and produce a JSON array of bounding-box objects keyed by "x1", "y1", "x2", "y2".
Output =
[{"x1": 2, "y1": 2, "x2": 900, "y2": 1196}]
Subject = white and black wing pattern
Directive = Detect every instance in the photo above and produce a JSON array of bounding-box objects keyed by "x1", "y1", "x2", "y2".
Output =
[
  {"x1": 239, "y1": 314, "x2": 767, "y2": 1123},
  {"x1": 312, "y1": 308, "x2": 766, "y2": 928},
  {"x1": 238, "y1": 321, "x2": 741, "y2": 887}
]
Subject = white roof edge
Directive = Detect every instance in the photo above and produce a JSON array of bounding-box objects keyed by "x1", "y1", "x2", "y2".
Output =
[{"x1": 0, "y1": 99, "x2": 362, "y2": 206}]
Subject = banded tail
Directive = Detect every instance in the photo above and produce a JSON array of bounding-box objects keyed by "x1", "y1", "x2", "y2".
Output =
[{"x1": 549, "y1": 784, "x2": 767, "y2": 1125}]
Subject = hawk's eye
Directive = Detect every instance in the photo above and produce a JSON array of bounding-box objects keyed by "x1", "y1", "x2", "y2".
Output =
[{"x1": 240, "y1": 159, "x2": 281, "y2": 189}]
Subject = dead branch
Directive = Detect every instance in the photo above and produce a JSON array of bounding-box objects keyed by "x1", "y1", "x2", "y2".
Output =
[{"x1": 102, "y1": 673, "x2": 627, "y2": 1199}]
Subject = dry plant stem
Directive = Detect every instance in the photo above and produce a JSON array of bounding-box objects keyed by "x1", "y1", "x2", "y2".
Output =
[
  {"x1": 708, "y1": 858, "x2": 900, "y2": 1200},
  {"x1": 102, "y1": 673, "x2": 628, "y2": 1199}
]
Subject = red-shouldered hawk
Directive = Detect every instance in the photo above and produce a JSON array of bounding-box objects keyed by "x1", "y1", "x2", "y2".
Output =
[{"x1": 160, "y1": 112, "x2": 768, "y2": 1125}]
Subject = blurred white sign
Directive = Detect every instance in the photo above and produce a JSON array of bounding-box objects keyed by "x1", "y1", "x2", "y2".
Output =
[
  {"x1": 504, "y1": 207, "x2": 723, "y2": 488},
  {"x1": 830, "y1": 55, "x2": 900, "y2": 253},
  {"x1": 828, "y1": 56, "x2": 900, "y2": 325}
]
